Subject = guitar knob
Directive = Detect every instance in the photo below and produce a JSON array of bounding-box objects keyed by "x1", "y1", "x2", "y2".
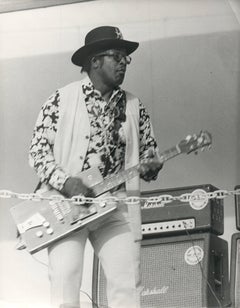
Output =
[
  {"x1": 46, "y1": 228, "x2": 54, "y2": 235},
  {"x1": 99, "y1": 202, "x2": 106, "y2": 208},
  {"x1": 36, "y1": 231, "x2": 43, "y2": 238},
  {"x1": 43, "y1": 221, "x2": 50, "y2": 228}
]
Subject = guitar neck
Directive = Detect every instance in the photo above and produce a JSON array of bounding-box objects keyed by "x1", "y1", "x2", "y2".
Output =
[
  {"x1": 92, "y1": 145, "x2": 180, "y2": 197},
  {"x1": 158, "y1": 145, "x2": 180, "y2": 163},
  {"x1": 92, "y1": 165, "x2": 139, "y2": 196}
]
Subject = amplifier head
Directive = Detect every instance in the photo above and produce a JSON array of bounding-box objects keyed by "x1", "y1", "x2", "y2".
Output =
[{"x1": 141, "y1": 184, "x2": 224, "y2": 237}]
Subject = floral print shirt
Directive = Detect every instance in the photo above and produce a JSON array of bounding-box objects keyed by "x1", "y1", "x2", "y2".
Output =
[{"x1": 29, "y1": 78, "x2": 158, "y2": 191}]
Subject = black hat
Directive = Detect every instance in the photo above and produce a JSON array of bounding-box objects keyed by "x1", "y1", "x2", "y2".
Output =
[{"x1": 71, "y1": 26, "x2": 139, "y2": 67}]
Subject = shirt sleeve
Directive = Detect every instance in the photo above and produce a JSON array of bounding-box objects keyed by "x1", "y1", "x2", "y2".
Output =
[
  {"x1": 29, "y1": 91, "x2": 69, "y2": 191},
  {"x1": 139, "y1": 101, "x2": 159, "y2": 160}
]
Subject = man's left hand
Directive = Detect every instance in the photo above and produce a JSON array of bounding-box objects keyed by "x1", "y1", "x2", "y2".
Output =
[{"x1": 139, "y1": 157, "x2": 163, "y2": 182}]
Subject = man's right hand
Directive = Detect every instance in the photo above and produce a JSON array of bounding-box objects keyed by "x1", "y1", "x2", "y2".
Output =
[
  {"x1": 60, "y1": 177, "x2": 93, "y2": 198},
  {"x1": 60, "y1": 177, "x2": 94, "y2": 221}
]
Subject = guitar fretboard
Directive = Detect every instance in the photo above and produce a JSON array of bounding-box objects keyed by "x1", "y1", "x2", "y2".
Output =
[
  {"x1": 158, "y1": 146, "x2": 180, "y2": 163},
  {"x1": 92, "y1": 145, "x2": 180, "y2": 197}
]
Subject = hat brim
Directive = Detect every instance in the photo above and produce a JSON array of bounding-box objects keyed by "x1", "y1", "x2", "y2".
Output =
[{"x1": 71, "y1": 39, "x2": 139, "y2": 67}]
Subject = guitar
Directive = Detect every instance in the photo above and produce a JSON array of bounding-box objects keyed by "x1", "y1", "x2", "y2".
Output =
[{"x1": 10, "y1": 130, "x2": 212, "y2": 254}]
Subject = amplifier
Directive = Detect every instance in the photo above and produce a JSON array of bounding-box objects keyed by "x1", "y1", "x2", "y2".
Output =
[
  {"x1": 230, "y1": 232, "x2": 240, "y2": 307},
  {"x1": 234, "y1": 185, "x2": 240, "y2": 230},
  {"x1": 141, "y1": 184, "x2": 224, "y2": 237},
  {"x1": 92, "y1": 233, "x2": 230, "y2": 308}
]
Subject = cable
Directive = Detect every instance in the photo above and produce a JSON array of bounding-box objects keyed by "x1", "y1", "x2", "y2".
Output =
[
  {"x1": 25, "y1": 258, "x2": 111, "y2": 308},
  {"x1": 31, "y1": 254, "x2": 48, "y2": 267},
  {"x1": 183, "y1": 224, "x2": 224, "y2": 308},
  {"x1": 80, "y1": 289, "x2": 112, "y2": 308}
]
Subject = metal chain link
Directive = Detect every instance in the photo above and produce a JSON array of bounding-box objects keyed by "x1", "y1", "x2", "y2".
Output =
[
  {"x1": 1, "y1": 188, "x2": 240, "y2": 207},
  {"x1": 0, "y1": 189, "x2": 240, "y2": 207}
]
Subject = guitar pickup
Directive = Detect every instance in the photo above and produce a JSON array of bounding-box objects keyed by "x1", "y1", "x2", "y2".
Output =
[{"x1": 70, "y1": 206, "x2": 97, "y2": 225}]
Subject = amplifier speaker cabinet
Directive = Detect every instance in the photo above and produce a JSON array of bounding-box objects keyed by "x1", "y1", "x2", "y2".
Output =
[
  {"x1": 141, "y1": 184, "x2": 224, "y2": 237},
  {"x1": 234, "y1": 185, "x2": 240, "y2": 230},
  {"x1": 230, "y1": 232, "x2": 240, "y2": 307},
  {"x1": 92, "y1": 233, "x2": 230, "y2": 308}
]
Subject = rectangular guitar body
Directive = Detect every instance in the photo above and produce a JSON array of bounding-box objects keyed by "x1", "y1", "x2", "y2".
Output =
[{"x1": 10, "y1": 167, "x2": 117, "y2": 254}]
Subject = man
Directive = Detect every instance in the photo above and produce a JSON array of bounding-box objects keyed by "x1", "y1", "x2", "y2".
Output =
[{"x1": 29, "y1": 26, "x2": 162, "y2": 308}]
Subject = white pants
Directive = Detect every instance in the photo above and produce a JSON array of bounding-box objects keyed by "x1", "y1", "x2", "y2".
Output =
[{"x1": 48, "y1": 200, "x2": 141, "y2": 308}]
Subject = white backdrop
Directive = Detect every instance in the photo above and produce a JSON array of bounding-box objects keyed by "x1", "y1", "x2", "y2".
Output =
[{"x1": 0, "y1": 0, "x2": 240, "y2": 306}]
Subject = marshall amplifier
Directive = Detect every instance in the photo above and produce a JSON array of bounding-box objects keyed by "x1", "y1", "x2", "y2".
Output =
[
  {"x1": 230, "y1": 232, "x2": 240, "y2": 307},
  {"x1": 234, "y1": 185, "x2": 240, "y2": 230},
  {"x1": 92, "y1": 233, "x2": 230, "y2": 308},
  {"x1": 141, "y1": 184, "x2": 224, "y2": 237}
]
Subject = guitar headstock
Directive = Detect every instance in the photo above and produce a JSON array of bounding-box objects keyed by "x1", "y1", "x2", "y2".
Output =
[{"x1": 177, "y1": 131, "x2": 212, "y2": 154}]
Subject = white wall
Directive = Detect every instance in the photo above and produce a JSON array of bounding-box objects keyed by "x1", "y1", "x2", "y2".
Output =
[{"x1": 0, "y1": 0, "x2": 240, "y2": 307}]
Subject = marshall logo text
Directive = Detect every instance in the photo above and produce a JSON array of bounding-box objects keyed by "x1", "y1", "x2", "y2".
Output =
[{"x1": 141, "y1": 286, "x2": 169, "y2": 296}]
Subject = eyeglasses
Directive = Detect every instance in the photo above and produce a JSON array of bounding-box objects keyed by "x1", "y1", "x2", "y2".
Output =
[{"x1": 95, "y1": 51, "x2": 132, "y2": 65}]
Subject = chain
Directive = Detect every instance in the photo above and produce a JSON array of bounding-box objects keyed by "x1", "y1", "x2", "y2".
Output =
[{"x1": 0, "y1": 188, "x2": 240, "y2": 207}]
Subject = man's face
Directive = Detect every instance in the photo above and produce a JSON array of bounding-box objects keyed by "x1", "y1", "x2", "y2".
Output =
[{"x1": 96, "y1": 48, "x2": 131, "y2": 88}]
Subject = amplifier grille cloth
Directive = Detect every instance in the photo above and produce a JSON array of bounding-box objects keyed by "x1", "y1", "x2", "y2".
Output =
[
  {"x1": 235, "y1": 240, "x2": 240, "y2": 306},
  {"x1": 95, "y1": 239, "x2": 204, "y2": 308},
  {"x1": 140, "y1": 240, "x2": 203, "y2": 307}
]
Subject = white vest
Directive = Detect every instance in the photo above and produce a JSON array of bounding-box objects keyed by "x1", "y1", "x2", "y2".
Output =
[{"x1": 54, "y1": 79, "x2": 142, "y2": 240}]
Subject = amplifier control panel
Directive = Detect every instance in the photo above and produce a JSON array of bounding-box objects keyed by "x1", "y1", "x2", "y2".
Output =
[{"x1": 142, "y1": 218, "x2": 195, "y2": 236}]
